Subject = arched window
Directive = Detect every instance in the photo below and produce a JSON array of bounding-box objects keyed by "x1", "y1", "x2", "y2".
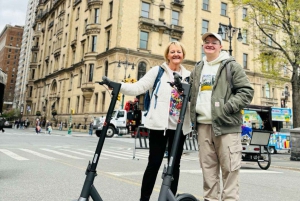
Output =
[
  {"x1": 265, "y1": 83, "x2": 270, "y2": 98},
  {"x1": 105, "y1": 60, "x2": 109, "y2": 77},
  {"x1": 137, "y1": 61, "x2": 147, "y2": 80}
]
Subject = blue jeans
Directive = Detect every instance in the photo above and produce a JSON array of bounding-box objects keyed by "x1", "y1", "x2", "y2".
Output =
[{"x1": 89, "y1": 129, "x2": 93, "y2": 135}]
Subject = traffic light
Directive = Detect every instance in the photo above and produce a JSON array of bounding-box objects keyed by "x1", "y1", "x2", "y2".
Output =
[
  {"x1": 71, "y1": 108, "x2": 75, "y2": 114},
  {"x1": 117, "y1": 93, "x2": 121, "y2": 101}
]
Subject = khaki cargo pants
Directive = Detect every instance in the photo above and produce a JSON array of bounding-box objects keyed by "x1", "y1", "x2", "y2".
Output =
[{"x1": 197, "y1": 124, "x2": 242, "y2": 201}]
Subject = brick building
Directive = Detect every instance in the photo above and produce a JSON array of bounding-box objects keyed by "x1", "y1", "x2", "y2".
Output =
[{"x1": 0, "y1": 25, "x2": 24, "y2": 111}]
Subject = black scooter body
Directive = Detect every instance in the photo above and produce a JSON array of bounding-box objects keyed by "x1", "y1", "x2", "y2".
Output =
[{"x1": 158, "y1": 74, "x2": 198, "y2": 201}]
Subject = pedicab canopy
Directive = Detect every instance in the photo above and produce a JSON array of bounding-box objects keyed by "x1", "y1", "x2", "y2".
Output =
[{"x1": 242, "y1": 105, "x2": 273, "y2": 131}]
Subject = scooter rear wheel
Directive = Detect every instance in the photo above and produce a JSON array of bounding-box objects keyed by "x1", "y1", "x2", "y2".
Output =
[{"x1": 176, "y1": 193, "x2": 198, "y2": 201}]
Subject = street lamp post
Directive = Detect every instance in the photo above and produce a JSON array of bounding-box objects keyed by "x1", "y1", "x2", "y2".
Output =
[
  {"x1": 117, "y1": 49, "x2": 135, "y2": 109},
  {"x1": 218, "y1": 18, "x2": 243, "y2": 56}
]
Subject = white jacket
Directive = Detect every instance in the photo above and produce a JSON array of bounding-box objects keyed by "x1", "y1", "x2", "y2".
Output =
[{"x1": 120, "y1": 62, "x2": 191, "y2": 135}]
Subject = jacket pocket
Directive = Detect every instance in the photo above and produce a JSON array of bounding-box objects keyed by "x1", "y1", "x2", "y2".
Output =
[
  {"x1": 229, "y1": 144, "x2": 242, "y2": 172},
  {"x1": 213, "y1": 98, "x2": 241, "y2": 126}
]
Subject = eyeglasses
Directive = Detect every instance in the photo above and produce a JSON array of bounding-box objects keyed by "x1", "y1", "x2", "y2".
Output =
[{"x1": 203, "y1": 41, "x2": 220, "y2": 45}]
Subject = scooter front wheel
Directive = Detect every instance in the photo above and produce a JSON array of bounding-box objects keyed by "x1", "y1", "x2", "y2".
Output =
[{"x1": 176, "y1": 193, "x2": 198, "y2": 201}]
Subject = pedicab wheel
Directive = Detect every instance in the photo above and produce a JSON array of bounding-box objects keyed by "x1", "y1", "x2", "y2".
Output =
[
  {"x1": 176, "y1": 193, "x2": 198, "y2": 201},
  {"x1": 257, "y1": 146, "x2": 271, "y2": 170}
]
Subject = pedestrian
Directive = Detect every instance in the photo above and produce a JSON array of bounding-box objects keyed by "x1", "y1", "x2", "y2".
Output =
[
  {"x1": 35, "y1": 119, "x2": 41, "y2": 134},
  {"x1": 45, "y1": 120, "x2": 50, "y2": 134},
  {"x1": 120, "y1": 41, "x2": 191, "y2": 201},
  {"x1": 48, "y1": 125, "x2": 52, "y2": 134},
  {"x1": 88, "y1": 120, "x2": 93, "y2": 135},
  {"x1": 0, "y1": 117, "x2": 5, "y2": 132},
  {"x1": 59, "y1": 121, "x2": 63, "y2": 131},
  {"x1": 189, "y1": 32, "x2": 254, "y2": 201},
  {"x1": 24, "y1": 118, "x2": 28, "y2": 128}
]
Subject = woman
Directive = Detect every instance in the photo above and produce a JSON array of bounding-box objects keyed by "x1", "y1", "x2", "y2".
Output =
[{"x1": 120, "y1": 41, "x2": 191, "y2": 201}]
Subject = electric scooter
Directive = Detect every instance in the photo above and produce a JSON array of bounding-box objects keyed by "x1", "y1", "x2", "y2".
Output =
[
  {"x1": 77, "y1": 76, "x2": 120, "y2": 201},
  {"x1": 158, "y1": 73, "x2": 198, "y2": 201}
]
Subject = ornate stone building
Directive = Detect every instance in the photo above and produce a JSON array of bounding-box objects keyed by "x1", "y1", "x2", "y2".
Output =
[{"x1": 26, "y1": 0, "x2": 292, "y2": 127}]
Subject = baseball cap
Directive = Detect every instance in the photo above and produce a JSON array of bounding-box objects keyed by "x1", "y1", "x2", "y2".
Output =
[{"x1": 202, "y1": 32, "x2": 222, "y2": 45}]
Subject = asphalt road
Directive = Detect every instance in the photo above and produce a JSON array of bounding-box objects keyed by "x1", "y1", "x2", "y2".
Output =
[{"x1": 1, "y1": 128, "x2": 300, "y2": 201}]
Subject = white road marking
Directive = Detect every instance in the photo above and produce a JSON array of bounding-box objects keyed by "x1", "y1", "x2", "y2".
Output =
[
  {"x1": 19, "y1": 149, "x2": 56, "y2": 160},
  {"x1": 0, "y1": 149, "x2": 29, "y2": 161},
  {"x1": 107, "y1": 169, "x2": 282, "y2": 176},
  {"x1": 40, "y1": 148, "x2": 84, "y2": 159}
]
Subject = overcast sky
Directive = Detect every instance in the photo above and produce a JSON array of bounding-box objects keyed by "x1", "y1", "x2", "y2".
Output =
[{"x1": 0, "y1": 0, "x2": 28, "y2": 32}]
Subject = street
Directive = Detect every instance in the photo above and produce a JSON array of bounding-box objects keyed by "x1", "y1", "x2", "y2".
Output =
[{"x1": 1, "y1": 128, "x2": 300, "y2": 201}]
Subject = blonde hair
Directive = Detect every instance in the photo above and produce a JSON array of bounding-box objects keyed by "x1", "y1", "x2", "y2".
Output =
[{"x1": 164, "y1": 41, "x2": 186, "y2": 63}]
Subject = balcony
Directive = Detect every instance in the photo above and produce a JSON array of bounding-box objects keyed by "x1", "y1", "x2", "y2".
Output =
[
  {"x1": 139, "y1": 17, "x2": 184, "y2": 39},
  {"x1": 88, "y1": 0, "x2": 103, "y2": 8},
  {"x1": 48, "y1": 20, "x2": 54, "y2": 29},
  {"x1": 54, "y1": 47, "x2": 61, "y2": 57},
  {"x1": 71, "y1": 39, "x2": 77, "y2": 49},
  {"x1": 85, "y1": 23, "x2": 101, "y2": 35},
  {"x1": 261, "y1": 97, "x2": 278, "y2": 106},
  {"x1": 74, "y1": 0, "x2": 82, "y2": 7},
  {"x1": 81, "y1": 83, "x2": 95, "y2": 100},
  {"x1": 31, "y1": 46, "x2": 39, "y2": 51},
  {"x1": 30, "y1": 62, "x2": 38, "y2": 68},
  {"x1": 171, "y1": 0, "x2": 184, "y2": 10}
]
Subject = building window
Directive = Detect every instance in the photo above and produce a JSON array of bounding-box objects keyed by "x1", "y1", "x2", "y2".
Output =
[
  {"x1": 221, "y1": 2, "x2": 227, "y2": 16},
  {"x1": 76, "y1": 7, "x2": 80, "y2": 19},
  {"x1": 75, "y1": 27, "x2": 78, "y2": 40},
  {"x1": 105, "y1": 60, "x2": 109, "y2": 76},
  {"x1": 94, "y1": 8, "x2": 99, "y2": 23},
  {"x1": 92, "y1": 35, "x2": 97, "y2": 52},
  {"x1": 84, "y1": 19, "x2": 88, "y2": 32},
  {"x1": 82, "y1": 96, "x2": 85, "y2": 113},
  {"x1": 171, "y1": 11, "x2": 179, "y2": 25},
  {"x1": 102, "y1": 91, "x2": 106, "y2": 111},
  {"x1": 95, "y1": 93, "x2": 98, "y2": 112},
  {"x1": 108, "y1": 1, "x2": 113, "y2": 19},
  {"x1": 268, "y1": 34, "x2": 273, "y2": 46},
  {"x1": 140, "y1": 31, "x2": 148, "y2": 49},
  {"x1": 79, "y1": 70, "x2": 83, "y2": 86},
  {"x1": 243, "y1": 53, "x2": 248, "y2": 69},
  {"x1": 67, "y1": 98, "x2": 70, "y2": 113},
  {"x1": 137, "y1": 61, "x2": 147, "y2": 80},
  {"x1": 89, "y1": 64, "x2": 94, "y2": 82},
  {"x1": 106, "y1": 30, "x2": 110, "y2": 50},
  {"x1": 202, "y1": 20, "x2": 209, "y2": 34},
  {"x1": 242, "y1": 29, "x2": 248, "y2": 43},
  {"x1": 72, "y1": 50, "x2": 76, "y2": 64},
  {"x1": 76, "y1": 96, "x2": 80, "y2": 113},
  {"x1": 69, "y1": 74, "x2": 73, "y2": 90},
  {"x1": 243, "y1": 8, "x2": 247, "y2": 19},
  {"x1": 265, "y1": 83, "x2": 270, "y2": 98},
  {"x1": 283, "y1": 65, "x2": 288, "y2": 76},
  {"x1": 141, "y1": 2, "x2": 150, "y2": 18},
  {"x1": 219, "y1": 24, "x2": 227, "y2": 40},
  {"x1": 203, "y1": 0, "x2": 209, "y2": 10}
]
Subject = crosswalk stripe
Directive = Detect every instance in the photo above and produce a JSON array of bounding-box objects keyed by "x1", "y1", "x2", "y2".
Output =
[
  {"x1": 41, "y1": 148, "x2": 84, "y2": 159},
  {"x1": 60, "y1": 149, "x2": 108, "y2": 159},
  {"x1": 107, "y1": 169, "x2": 282, "y2": 176},
  {"x1": 19, "y1": 149, "x2": 56, "y2": 160},
  {"x1": 0, "y1": 149, "x2": 29, "y2": 161},
  {"x1": 103, "y1": 150, "x2": 148, "y2": 159},
  {"x1": 78, "y1": 149, "x2": 129, "y2": 160}
]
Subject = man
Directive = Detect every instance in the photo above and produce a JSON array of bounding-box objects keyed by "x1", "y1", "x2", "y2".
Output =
[{"x1": 189, "y1": 32, "x2": 254, "y2": 201}]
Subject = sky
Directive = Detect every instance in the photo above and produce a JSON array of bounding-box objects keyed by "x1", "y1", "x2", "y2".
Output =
[{"x1": 0, "y1": 0, "x2": 28, "y2": 32}]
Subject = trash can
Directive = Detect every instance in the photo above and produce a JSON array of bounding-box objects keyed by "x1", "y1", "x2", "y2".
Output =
[{"x1": 290, "y1": 128, "x2": 300, "y2": 161}]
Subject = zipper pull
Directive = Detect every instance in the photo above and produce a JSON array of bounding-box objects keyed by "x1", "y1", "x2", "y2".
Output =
[{"x1": 163, "y1": 127, "x2": 167, "y2": 136}]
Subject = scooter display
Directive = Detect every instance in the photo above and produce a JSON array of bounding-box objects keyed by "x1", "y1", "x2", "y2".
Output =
[
  {"x1": 77, "y1": 76, "x2": 120, "y2": 201},
  {"x1": 158, "y1": 73, "x2": 198, "y2": 201}
]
